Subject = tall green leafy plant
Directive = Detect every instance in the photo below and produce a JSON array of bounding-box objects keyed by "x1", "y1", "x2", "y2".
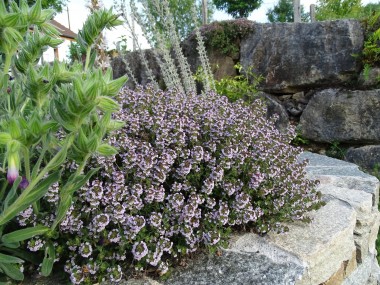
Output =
[{"x1": 0, "y1": 0, "x2": 127, "y2": 281}]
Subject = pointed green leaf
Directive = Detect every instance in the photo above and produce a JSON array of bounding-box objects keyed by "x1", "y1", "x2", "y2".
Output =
[
  {"x1": 41, "y1": 242, "x2": 55, "y2": 277},
  {"x1": 0, "y1": 242, "x2": 20, "y2": 249},
  {"x1": 105, "y1": 75, "x2": 128, "y2": 96},
  {"x1": 2, "y1": 225, "x2": 49, "y2": 243},
  {"x1": 97, "y1": 96, "x2": 120, "y2": 112},
  {"x1": 51, "y1": 194, "x2": 72, "y2": 230},
  {"x1": 97, "y1": 144, "x2": 118, "y2": 156},
  {"x1": 3, "y1": 177, "x2": 21, "y2": 210},
  {"x1": 28, "y1": 0, "x2": 42, "y2": 22}
]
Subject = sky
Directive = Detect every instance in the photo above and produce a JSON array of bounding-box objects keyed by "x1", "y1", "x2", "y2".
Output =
[{"x1": 48, "y1": 0, "x2": 378, "y2": 61}]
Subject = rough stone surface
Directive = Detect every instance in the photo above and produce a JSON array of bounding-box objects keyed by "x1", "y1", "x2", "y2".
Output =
[
  {"x1": 257, "y1": 92, "x2": 290, "y2": 132},
  {"x1": 111, "y1": 50, "x2": 163, "y2": 90},
  {"x1": 163, "y1": 250, "x2": 303, "y2": 285},
  {"x1": 300, "y1": 88, "x2": 380, "y2": 144},
  {"x1": 240, "y1": 20, "x2": 364, "y2": 93},
  {"x1": 342, "y1": 254, "x2": 380, "y2": 285},
  {"x1": 345, "y1": 145, "x2": 380, "y2": 171}
]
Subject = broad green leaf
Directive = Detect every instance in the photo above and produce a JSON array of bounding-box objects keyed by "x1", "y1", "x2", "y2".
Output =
[
  {"x1": 41, "y1": 242, "x2": 55, "y2": 277},
  {"x1": 0, "y1": 253, "x2": 23, "y2": 264},
  {"x1": 1, "y1": 225, "x2": 49, "y2": 243},
  {"x1": 1, "y1": 248, "x2": 40, "y2": 265},
  {"x1": 0, "y1": 263, "x2": 24, "y2": 281}
]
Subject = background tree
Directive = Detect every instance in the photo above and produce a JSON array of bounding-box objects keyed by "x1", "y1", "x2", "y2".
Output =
[
  {"x1": 267, "y1": 0, "x2": 309, "y2": 22},
  {"x1": 5, "y1": 0, "x2": 68, "y2": 12},
  {"x1": 315, "y1": 0, "x2": 362, "y2": 20},
  {"x1": 212, "y1": 0, "x2": 262, "y2": 18},
  {"x1": 124, "y1": 0, "x2": 214, "y2": 42}
]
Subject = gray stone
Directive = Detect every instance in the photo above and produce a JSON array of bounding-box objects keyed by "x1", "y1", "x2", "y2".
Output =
[
  {"x1": 257, "y1": 92, "x2": 290, "y2": 132},
  {"x1": 240, "y1": 20, "x2": 364, "y2": 93},
  {"x1": 343, "y1": 254, "x2": 379, "y2": 285},
  {"x1": 164, "y1": 250, "x2": 303, "y2": 285},
  {"x1": 111, "y1": 50, "x2": 164, "y2": 90},
  {"x1": 300, "y1": 89, "x2": 380, "y2": 144},
  {"x1": 300, "y1": 152, "x2": 380, "y2": 206},
  {"x1": 345, "y1": 145, "x2": 380, "y2": 171}
]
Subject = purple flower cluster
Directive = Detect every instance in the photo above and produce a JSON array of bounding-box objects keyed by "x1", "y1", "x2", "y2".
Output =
[{"x1": 18, "y1": 86, "x2": 322, "y2": 283}]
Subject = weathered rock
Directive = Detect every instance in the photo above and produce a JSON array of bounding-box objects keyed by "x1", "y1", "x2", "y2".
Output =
[
  {"x1": 257, "y1": 92, "x2": 289, "y2": 132},
  {"x1": 345, "y1": 145, "x2": 380, "y2": 171},
  {"x1": 300, "y1": 89, "x2": 380, "y2": 144},
  {"x1": 111, "y1": 50, "x2": 163, "y2": 89},
  {"x1": 240, "y1": 20, "x2": 364, "y2": 93},
  {"x1": 164, "y1": 249, "x2": 304, "y2": 285}
]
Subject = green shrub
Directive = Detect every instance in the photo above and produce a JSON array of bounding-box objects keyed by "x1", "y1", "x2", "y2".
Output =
[
  {"x1": 195, "y1": 63, "x2": 263, "y2": 103},
  {"x1": 201, "y1": 19, "x2": 253, "y2": 56}
]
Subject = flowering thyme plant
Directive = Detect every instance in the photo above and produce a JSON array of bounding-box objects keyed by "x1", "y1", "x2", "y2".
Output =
[
  {"x1": 21, "y1": 86, "x2": 323, "y2": 284},
  {"x1": 0, "y1": 0, "x2": 126, "y2": 281}
]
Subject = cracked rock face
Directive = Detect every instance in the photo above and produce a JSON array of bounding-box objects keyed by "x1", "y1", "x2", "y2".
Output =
[
  {"x1": 240, "y1": 20, "x2": 364, "y2": 94},
  {"x1": 300, "y1": 89, "x2": 380, "y2": 144}
]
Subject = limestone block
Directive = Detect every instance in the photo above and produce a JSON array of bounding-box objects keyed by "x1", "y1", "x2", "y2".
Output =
[
  {"x1": 343, "y1": 254, "x2": 379, "y2": 285},
  {"x1": 322, "y1": 251, "x2": 357, "y2": 285},
  {"x1": 232, "y1": 200, "x2": 357, "y2": 285},
  {"x1": 299, "y1": 152, "x2": 380, "y2": 208}
]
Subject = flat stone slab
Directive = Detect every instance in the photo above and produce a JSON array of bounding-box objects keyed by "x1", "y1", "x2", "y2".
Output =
[
  {"x1": 163, "y1": 250, "x2": 303, "y2": 285},
  {"x1": 299, "y1": 152, "x2": 380, "y2": 206}
]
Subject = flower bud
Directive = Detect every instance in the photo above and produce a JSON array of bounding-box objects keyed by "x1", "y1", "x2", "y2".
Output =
[{"x1": 7, "y1": 153, "x2": 19, "y2": 185}]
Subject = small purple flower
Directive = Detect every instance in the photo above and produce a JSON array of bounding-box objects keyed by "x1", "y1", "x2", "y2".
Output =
[
  {"x1": 79, "y1": 242, "x2": 93, "y2": 258},
  {"x1": 19, "y1": 176, "x2": 29, "y2": 190},
  {"x1": 132, "y1": 241, "x2": 148, "y2": 260}
]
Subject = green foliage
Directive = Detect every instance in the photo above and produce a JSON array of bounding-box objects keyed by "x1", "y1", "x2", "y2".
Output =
[
  {"x1": 362, "y1": 11, "x2": 380, "y2": 67},
  {"x1": 117, "y1": 0, "x2": 214, "y2": 42},
  {"x1": 208, "y1": 63, "x2": 263, "y2": 103},
  {"x1": 291, "y1": 129, "x2": 310, "y2": 146},
  {"x1": 266, "y1": 0, "x2": 309, "y2": 22},
  {"x1": 203, "y1": 19, "x2": 253, "y2": 56},
  {"x1": 325, "y1": 141, "x2": 347, "y2": 160},
  {"x1": 67, "y1": 42, "x2": 86, "y2": 64},
  {"x1": 5, "y1": 0, "x2": 68, "y2": 13},
  {"x1": 0, "y1": 0, "x2": 127, "y2": 282},
  {"x1": 212, "y1": 0, "x2": 262, "y2": 18},
  {"x1": 315, "y1": 0, "x2": 362, "y2": 20}
]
